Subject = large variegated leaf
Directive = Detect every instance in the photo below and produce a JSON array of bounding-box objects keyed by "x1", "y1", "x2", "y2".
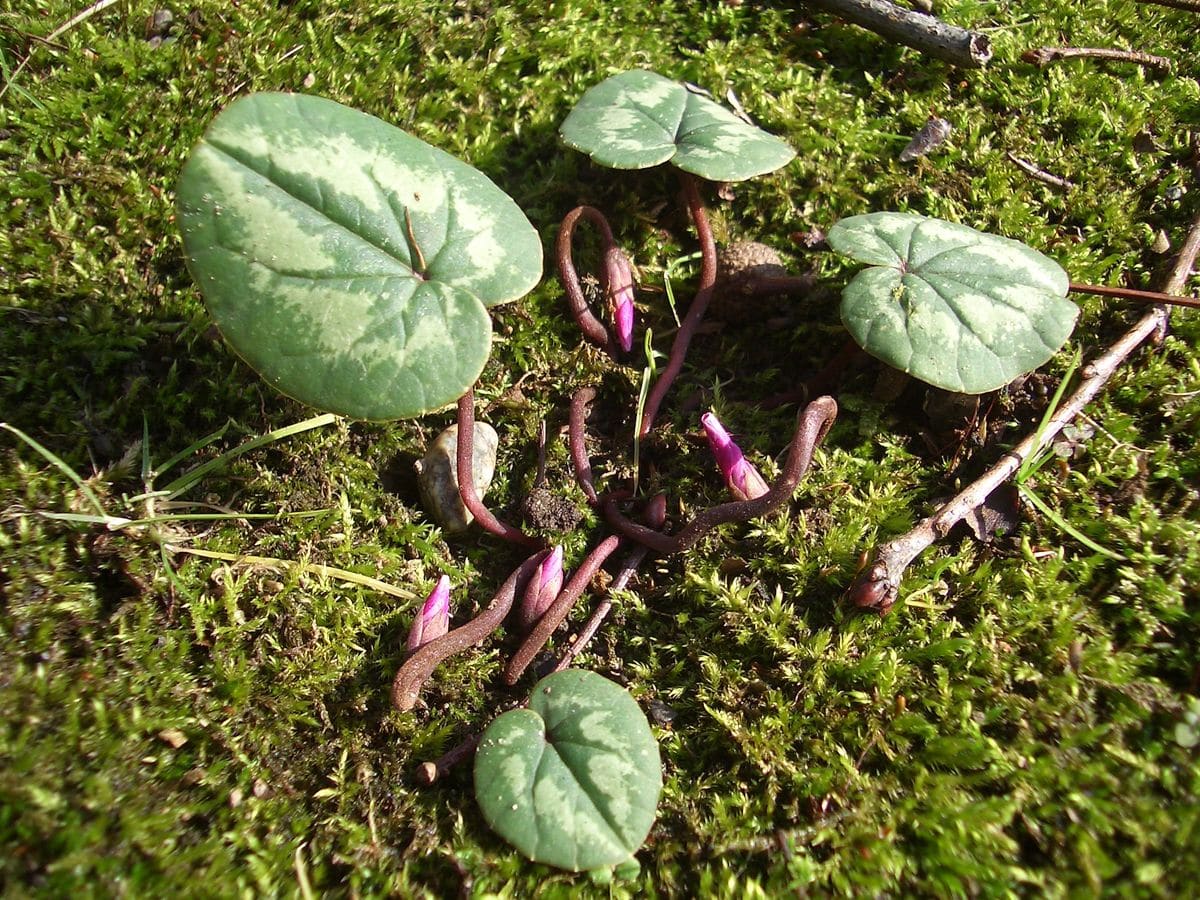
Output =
[
  {"x1": 177, "y1": 93, "x2": 542, "y2": 420},
  {"x1": 828, "y1": 212, "x2": 1077, "y2": 394},
  {"x1": 474, "y1": 669, "x2": 662, "y2": 872},
  {"x1": 559, "y1": 70, "x2": 795, "y2": 182}
]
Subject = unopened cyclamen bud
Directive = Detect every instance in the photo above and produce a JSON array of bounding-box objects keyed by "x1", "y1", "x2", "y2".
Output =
[
  {"x1": 406, "y1": 574, "x2": 451, "y2": 653},
  {"x1": 518, "y1": 545, "x2": 564, "y2": 631},
  {"x1": 603, "y1": 247, "x2": 635, "y2": 353},
  {"x1": 701, "y1": 412, "x2": 770, "y2": 502}
]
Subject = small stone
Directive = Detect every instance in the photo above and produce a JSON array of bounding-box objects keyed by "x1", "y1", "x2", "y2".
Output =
[
  {"x1": 648, "y1": 700, "x2": 677, "y2": 726},
  {"x1": 146, "y1": 9, "x2": 174, "y2": 41},
  {"x1": 181, "y1": 767, "x2": 206, "y2": 786},
  {"x1": 302, "y1": 72, "x2": 316, "y2": 89},
  {"x1": 229, "y1": 788, "x2": 244, "y2": 808},
  {"x1": 415, "y1": 422, "x2": 499, "y2": 532},
  {"x1": 1152, "y1": 229, "x2": 1171, "y2": 254},
  {"x1": 157, "y1": 728, "x2": 188, "y2": 749}
]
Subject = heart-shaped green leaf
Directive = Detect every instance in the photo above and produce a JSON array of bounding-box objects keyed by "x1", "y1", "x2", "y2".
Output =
[
  {"x1": 474, "y1": 669, "x2": 662, "y2": 872},
  {"x1": 828, "y1": 212, "x2": 1077, "y2": 394},
  {"x1": 559, "y1": 70, "x2": 795, "y2": 182},
  {"x1": 177, "y1": 93, "x2": 542, "y2": 420}
]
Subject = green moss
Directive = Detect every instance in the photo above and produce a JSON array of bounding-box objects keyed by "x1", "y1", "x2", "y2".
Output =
[{"x1": 2, "y1": 0, "x2": 1198, "y2": 894}]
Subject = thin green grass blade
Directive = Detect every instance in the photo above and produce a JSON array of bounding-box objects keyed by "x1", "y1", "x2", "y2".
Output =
[
  {"x1": 161, "y1": 414, "x2": 337, "y2": 499},
  {"x1": 631, "y1": 328, "x2": 657, "y2": 496},
  {"x1": 1017, "y1": 347, "x2": 1081, "y2": 483},
  {"x1": 153, "y1": 418, "x2": 235, "y2": 479},
  {"x1": 1019, "y1": 484, "x2": 1126, "y2": 562},
  {"x1": 1, "y1": 422, "x2": 108, "y2": 516}
]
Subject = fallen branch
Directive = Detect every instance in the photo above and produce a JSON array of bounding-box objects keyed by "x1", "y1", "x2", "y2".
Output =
[
  {"x1": 1022, "y1": 46, "x2": 1174, "y2": 73},
  {"x1": 848, "y1": 210, "x2": 1200, "y2": 614},
  {"x1": 807, "y1": 0, "x2": 992, "y2": 68}
]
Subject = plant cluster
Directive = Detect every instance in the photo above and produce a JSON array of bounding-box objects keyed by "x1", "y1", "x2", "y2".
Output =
[{"x1": 166, "y1": 63, "x2": 1135, "y2": 874}]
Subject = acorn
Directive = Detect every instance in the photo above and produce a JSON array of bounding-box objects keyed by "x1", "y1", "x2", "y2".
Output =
[{"x1": 414, "y1": 422, "x2": 499, "y2": 532}]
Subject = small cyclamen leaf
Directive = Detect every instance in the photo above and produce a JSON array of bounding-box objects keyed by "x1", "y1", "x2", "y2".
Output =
[
  {"x1": 559, "y1": 70, "x2": 795, "y2": 182},
  {"x1": 177, "y1": 93, "x2": 542, "y2": 420},
  {"x1": 474, "y1": 670, "x2": 662, "y2": 872},
  {"x1": 828, "y1": 212, "x2": 1078, "y2": 394}
]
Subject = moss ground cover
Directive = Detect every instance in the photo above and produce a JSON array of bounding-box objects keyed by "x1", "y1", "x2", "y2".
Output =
[{"x1": 2, "y1": 0, "x2": 1198, "y2": 894}]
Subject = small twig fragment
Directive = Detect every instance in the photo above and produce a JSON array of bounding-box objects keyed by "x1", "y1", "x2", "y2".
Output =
[
  {"x1": 1136, "y1": 0, "x2": 1200, "y2": 10},
  {"x1": 1006, "y1": 152, "x2": 1075, "y2": 191},
  {"x1": 552, "y1": 494, "x2": 666, "y2": 674},
  {"x1": 1069, "y1": 281, "x2": 1200, "y2": 311},
  {"x1": 1022, "y1": 46, "x2": 1174, "y2": 72}
]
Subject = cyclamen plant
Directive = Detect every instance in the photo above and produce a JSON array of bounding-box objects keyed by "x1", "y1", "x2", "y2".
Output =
[{"x1": 178, "y1": 68, "x2": 1129, "y2": 877}]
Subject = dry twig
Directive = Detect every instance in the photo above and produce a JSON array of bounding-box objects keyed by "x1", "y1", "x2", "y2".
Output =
[
  {"x1": 807, "y1": 0, "x2": 992, "y2": 68},
  {"x1": 848, "y1": 210, "x2": 1200, "y2": 614},
  {"x1": 1022, "y1": 46, "x2": 1174, "y2": 72},
  {"x1": 1006, "y1": 152, "x2": 1075, "y2": 191}
]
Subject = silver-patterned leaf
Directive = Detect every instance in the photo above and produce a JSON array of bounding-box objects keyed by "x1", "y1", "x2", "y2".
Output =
[
  {"x1": 474, "y1": 669, "x2": 662, "y2": 872},
  {"x1": 828, "y1": 212, "x2": 1077, "y2": 394},
  {"x1": 559, "y1": 70, "x2": 795, "y2": 182},
  {"x1": 177, "y1": 93, "x2": 542, "y2": 420}
]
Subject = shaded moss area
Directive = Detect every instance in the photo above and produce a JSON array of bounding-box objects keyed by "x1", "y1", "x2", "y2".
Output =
[{"x1": 1, "y1": 0, "x2": 1198, "y2": 894}]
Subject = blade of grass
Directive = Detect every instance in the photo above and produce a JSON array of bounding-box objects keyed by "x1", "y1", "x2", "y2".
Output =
[
  {"x1": 1017, "y1": 347, "x2": 1081, "y2": 483},
  {"x1": 662, "y1": 251, "x2": 702, "y2": 328},
  {"x1": 39, "y1": 509, "x2": 332, "y2": 529},
  {"x1": 1, "y1": 422, "x2": 108, "y2": 517},
  {"x1": 1018, "y1": 484, "x2": 1126, "y2": 561},
  {"x1": 632, "y1": 328, "x2": 659, "y2": 495},
  {"x1": 167, "y1": 545, "x2": 418, "y2": 601},
  {"x1": 152, "y1": 419, "x2": 235, "y2": 480},
  {"x1": 161, "y1": 413, "x2": 337, "y2": 499}
]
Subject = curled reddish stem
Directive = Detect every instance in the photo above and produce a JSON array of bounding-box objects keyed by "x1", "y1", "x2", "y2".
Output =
[
  {"x1": 552, "y1": 494, "x2": 666, "y2": 674},
  {"x1": 608, "y1": 397, "x2": 838, "y2": 554},
  {"x1": 392, "y1": 549, "x2": 549, "y2": 711},
  {"x1": 503, "y1": 535, "x2": 622, "y2": 685},
  {"x1": 638, "y1": 173, "x2": 719, "y2": 436},
  {"x1": 557, "y1": 205, "x2": 620, "y2": 357},
  {"x1": 569, "y1": 386, "x2": 599, "y2": 505},
  {"x1": 456, "y1": 390, "x2": 540, "y2": 548}
]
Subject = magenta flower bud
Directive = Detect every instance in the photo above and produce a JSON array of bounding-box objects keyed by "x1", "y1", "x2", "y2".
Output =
[
  {"x1": 518, "y1": 545, "x2": 564, "y2": 631},
  {"x1": 604, "y1": 247, "x2": 635, "y2": 353},
  {"x1": 406, "y1": 574, "x2": 451, "y2": 653},
  {"x1": 701, "y1": 412, "x2": 770, "y2": 502}
]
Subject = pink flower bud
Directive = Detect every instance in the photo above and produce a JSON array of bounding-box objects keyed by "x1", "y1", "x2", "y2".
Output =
[
  {"x1": 604, "y1": 247, "x2": 635, "y2": 353},
  {"x1": 701, "y1": 412, "x2": 770, "y2": 502},
  {"x1": 406, "y1": 574, "x2": 451, "y2": 653},
  {"x1": 518, "y1": 545, "x2": 564, "y2": 631}
]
